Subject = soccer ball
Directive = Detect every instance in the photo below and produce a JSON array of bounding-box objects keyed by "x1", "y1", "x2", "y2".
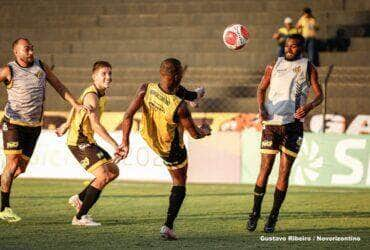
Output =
[{"x1": 223, "y1": 24, "x2": 249, "y2": 50}]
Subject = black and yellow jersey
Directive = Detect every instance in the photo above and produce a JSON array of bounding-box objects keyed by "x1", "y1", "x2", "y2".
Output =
[
  {"x1": 67, "y1": 85, "x2": 106, "y2": 146},
  {"x1": 140, "y1": 83, "x2": 185, "y2": 158}
]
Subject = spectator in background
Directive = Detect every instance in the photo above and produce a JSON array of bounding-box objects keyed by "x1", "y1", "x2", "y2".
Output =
[
  {"x1": 273, "y1": 17, "x2": 298, "y2": 57},
  {"x1": 297, "y1": 7, "x2": 319, "y2": 66}
]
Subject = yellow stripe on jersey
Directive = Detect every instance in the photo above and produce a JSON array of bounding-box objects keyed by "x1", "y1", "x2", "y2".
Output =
[
  {"x1": 67, "y1": 85, "x2": 106, "y2": 146},
  {"x1": 140, "y1": 83, "x2": 184, "y2": 158}
]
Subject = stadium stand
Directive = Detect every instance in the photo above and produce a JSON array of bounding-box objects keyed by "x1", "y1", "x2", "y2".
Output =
[{"x1": 0, "y1": 0, "x2": 369, "y2": 115}]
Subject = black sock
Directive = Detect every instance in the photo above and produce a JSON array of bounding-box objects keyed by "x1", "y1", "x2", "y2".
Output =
[
  {"x1": 165, "y1": 186, "x2": 186, "y2": 229},
  {"x1": 76, "y1": 185, "x2": 101, "y2": 219},
  {"x1": 1, "y1": 191, "x2": 10, "y2": 211},
  {"x1": 270, "y1": 188, "x2": 287, "y2": 217},
  {"x1": 252, "y1": 185, "x2": 266, "y2": 215},
  {"x1": 78, "y1": 179, "x2": 95, "y2": 201}
]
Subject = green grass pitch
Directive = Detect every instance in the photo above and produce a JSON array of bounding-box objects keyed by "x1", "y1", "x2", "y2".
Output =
[{"x1": 0, "y1": 179, "x2": 369, "y2": 249}]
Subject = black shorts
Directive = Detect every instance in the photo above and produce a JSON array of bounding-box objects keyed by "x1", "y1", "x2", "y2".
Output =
[
  {"x1": 260, "y1": 122, "x2": 303, "y2": 158},
  {"x1": 68, "y1": 143, "x2": 112, "y2": 173},
  {"x1": 2, "y1": 117, "x2": 41, "y2": 161},
  {"x1": 161, "y1": 147, "x2": 188, "y2": 170}
]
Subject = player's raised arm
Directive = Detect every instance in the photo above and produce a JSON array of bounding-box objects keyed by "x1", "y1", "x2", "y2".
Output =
[
  {"x1": 257, "y1": 64, "x2": 274, "y2": 122},
  {"x1": 43, "y1": 63, "x2": 84, "y2": 112},
  {"x1": 294, "y1": 62, "x2": 323, "y2": 119},
  {"x1": 84, "y1": 93, "x2": 118, "y2": 150},
  {"x1": 119, "y1": 83, "x2": 148, "y2": 158},
  {"x1": 177, "y1": 101, "x2": 211, "y2": 139}
]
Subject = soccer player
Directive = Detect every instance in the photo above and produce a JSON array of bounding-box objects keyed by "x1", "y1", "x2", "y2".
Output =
[
  {"x1": 247, "y1": 34, "x2": 323, "y2": 233},
  {"x1": 118, "y1": 58, "x2": 211, "y2": 240},
  {"x1": 0, "y1": 38, "x2": 85, "y2": 222},
  {"x1": 56, "y1": 61, "x2": 121, "y2": 226}
]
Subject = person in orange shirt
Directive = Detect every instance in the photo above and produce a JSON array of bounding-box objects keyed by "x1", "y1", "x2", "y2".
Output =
[{"x1": 296, "y1": 7, "x2": 319, "y2": 66}]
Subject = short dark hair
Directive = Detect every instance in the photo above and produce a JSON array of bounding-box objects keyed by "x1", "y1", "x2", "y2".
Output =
[
  {"x1": 12, "y1": 37, "x2": 30, "y2": 49},
  {"x1": 287, "y1": 34, "x2": 305, "y2": 47},
  {"x1": 92, "y1": 61, "x2": 112, "y2": 73},
  {"x1": 160, "y1": 58, "x2": 182, "y2": 76},
  {"x1": 303, "y1": 7, "x2": 312, "y2": 14}
]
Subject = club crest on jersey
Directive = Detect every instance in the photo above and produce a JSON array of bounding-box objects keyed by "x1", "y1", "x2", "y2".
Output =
[
  {"x1": 296, "y1": 137, "x2": 303, "y2": 146},
  {"x1": 35, "y1": 70, "x2": 44, "y2": 79},
  {"x1": 293, "y1": 66, "x2": 301, "y2": 73},
  {"x1": 2, "y1": 123, "x2": 8, "y2": 131},
  {"x1": 96, "y1": 151, "x2": 104, "y2": 159},
  {"x1": 80, "y1": 157, "x2": 90, "y2": 168}
]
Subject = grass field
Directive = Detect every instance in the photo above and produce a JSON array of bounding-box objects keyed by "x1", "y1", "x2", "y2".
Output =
[{"x1": 0, "y1": 179, "x2": 369, "y2": 249}]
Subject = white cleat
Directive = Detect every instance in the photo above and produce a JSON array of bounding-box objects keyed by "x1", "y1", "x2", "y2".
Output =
[
  {"x1": 68, "y1": 194, "x2": 82, "y2": 212},
  {"x1": 72, "y1": 215, "x2": 101, "y2": 227},
  {"x1": 188, "y1": 86, "x2": 205, "y2": 108},
  {"x1": 160, "y1": 225, "x2": 178, "y2": 240}
]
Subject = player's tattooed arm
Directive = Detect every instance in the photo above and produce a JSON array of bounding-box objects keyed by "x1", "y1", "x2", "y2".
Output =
[
  {"x1": 257, "y1": 64, "x2": 274, "y2": 122},
  {"x1": 119, "y1": 83, "x2": 148, "y2": 158},
  {"x1": 295, "y1": 63, "x2": 323, "y2": 119},
  {"x1": 84, "y1": 93, "x2": 119, "y2": 150},
  {"x1": 43, "y1": 63, "x2": 85, "y2": 112},
  {"x1": 177, "y1": 101, "x2": 211, "y2": 139}
]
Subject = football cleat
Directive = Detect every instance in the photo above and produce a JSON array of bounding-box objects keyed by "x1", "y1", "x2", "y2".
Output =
[
  {"x1": 68, "y1": 194, "x2": 82, "y2": 212},
  {"x1": 0, "y1": 207, "x2": 22, "y2": 223},
  {"x1": 264, "y1": 214, "x2": 278, "y2": 233},
  {"x1": 72, "y1": 215, "x2": 101, "y2": 226},
  {"x1": 247, "y1": 212, "x2": 260, "y2": 232},
  {"x1": 188, "y1": 86, "x2": 205, "y2": 108},
  {"x1": 160, "y1": 225, "x2": 178, "y2": 240}
]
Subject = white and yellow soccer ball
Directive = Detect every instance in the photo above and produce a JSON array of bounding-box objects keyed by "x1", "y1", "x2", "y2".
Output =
[{"x1": 223, "y1": 24, "x2": 249, "y2": 50}]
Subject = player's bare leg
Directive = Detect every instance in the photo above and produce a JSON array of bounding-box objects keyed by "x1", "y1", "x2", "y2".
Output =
[
  {"x1": 247, "y1": 154, "x2": 276, "y2": 231},
  {"x1": 160, "y1": 164, "x2": 188, "y2": 240},
  {"x1": 264, "y1": 153, "x2": 295, "y2": 233},
  {"x1": 0, "y1": 155, "x2": 26, "y2": 222},
  {"x1": 72, "y1": 163, "x2": 119, "y2": 226}
]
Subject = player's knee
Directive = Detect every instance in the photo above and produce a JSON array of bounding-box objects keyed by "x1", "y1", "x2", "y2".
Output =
[
  {"x1": 6, "y1": 157, "x2": 21, "y2": 172},
  {"x1": 109, "y1": 165, "x2": 119, "y2": 180}
]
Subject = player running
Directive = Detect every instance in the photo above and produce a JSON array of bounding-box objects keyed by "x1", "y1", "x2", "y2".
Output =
[
  {"x1": 118, "y1": 58, "x2": 211, "y2": 240},
  {"x1": 56, "y1": 61, "x2": 123, "y2": 226},
  {"x1": 247, "y1": 34, "x2": 323, "y2": 233},
  {"x1": 0, "y1": 38, "x2": 85, "y2": 222}
]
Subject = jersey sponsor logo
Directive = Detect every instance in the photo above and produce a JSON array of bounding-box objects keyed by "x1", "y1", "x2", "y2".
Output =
[
  {"x1": 261, "y1": 140, "x2": 273, "y2": 147},
  {"x1": 150, "y1": 89, "x2": 170, "y2": 106},
  {"x1": 7, "y1": 141, "x2": 19, "y2": 149},
  {"x1": 80, "y1": 157, "x2": 90, "y2": 168}
]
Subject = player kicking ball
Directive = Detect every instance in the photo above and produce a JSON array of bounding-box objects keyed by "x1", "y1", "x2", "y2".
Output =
[
  {"x1": 117, "y1": 58, "x2": 211, "y2": 240},
  {"x1": 56, "y1": 61, "x2": 123, "y2": 226}
]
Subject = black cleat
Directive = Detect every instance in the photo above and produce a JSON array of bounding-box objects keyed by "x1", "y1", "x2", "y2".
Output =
[
  {"x1": 264, "y1": 214, "x2": 278, "y2": 233},
  {"x1": 247, "y1": 212, "x2": 260, "y2": 232}
]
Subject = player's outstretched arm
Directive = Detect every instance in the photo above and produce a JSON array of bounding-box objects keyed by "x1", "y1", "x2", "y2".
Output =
[
  {"x1": 295, "y1": 63, "x2": 323, "y2": 119},
  {"x1": 119, "y1": 83, "x2": 148, "y2": 159},
  {"x1": 257, "y1": 64, "x2": 273, "y2": 122},
  {"x1": 43, "y1": 63, "x2": 84, "y2": 112},
  {"x1": 177, "y1": 101, "x2": 211, "y2": 139},
  {"x1": 55, "y1": 108, "x2": 74, "y2": 137},
  {"x1": 84, "y1": 93, "x2": 118, "y2": 150}
]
